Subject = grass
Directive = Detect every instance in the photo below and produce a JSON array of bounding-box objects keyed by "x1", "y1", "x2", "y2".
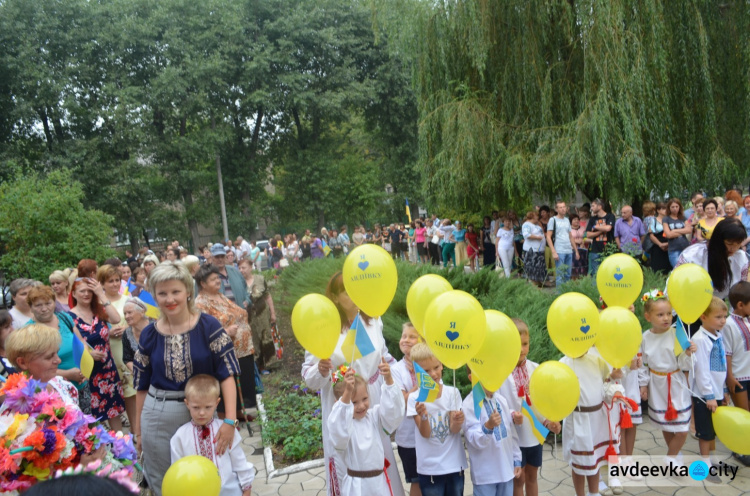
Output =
[{"x1": 276, "y1": 257, "x2": 668, "y2": 396}]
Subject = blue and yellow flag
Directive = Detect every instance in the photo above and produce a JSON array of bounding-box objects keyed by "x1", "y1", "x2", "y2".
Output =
[
  {"x1": 521, "y1": 399, "x2": 550, "y2": 444},
  {"x1": 414, "y1": 361, "x2": 439, "y2": 402},
  {"x1": 673, "y1": 317, "x2": 692, "y2": 356},
  {"x1": 405, "y1": 198, "x2": 412, "y2": 223},
  {"x1": 471, "y1": 374, "x2": 486, "y2": 419},
  {"x1": 71, "y1": 335, "x2": 94, "y2": 380},
  {"x1": 340, "y1": 314, "x2": 376, "y2": 363},
  {"x1": 124, "y1": 279, "x2": 160, "y2": 319}
]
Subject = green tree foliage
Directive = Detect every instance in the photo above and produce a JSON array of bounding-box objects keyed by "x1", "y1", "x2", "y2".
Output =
[
  {"x1": 0, "y1": 170, "x2": 114, "y2": 280},
  {"x1": 0, "y1": 0, "x2": 421, "y2": 243},
  {"x1": 377, "y1": 0, "x2": 750, "y2": 211}
]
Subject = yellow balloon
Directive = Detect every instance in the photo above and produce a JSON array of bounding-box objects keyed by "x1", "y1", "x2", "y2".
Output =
[
  {"x1": 667, "y1": 263, "x2": 713, "y2": 324},
  {"x1": 595, "y1": 307, "x2": 643, "y2": 368},
  {"x1": 424, "y1": 290, "x2": 486, "y2": 369},
  {"x1": 470, "y1": 310, "x2": 521, "y2": 391},
  {"x1": 163, "y1": 455, "x2": 221, "y2": 496},
  {"x1": 529, "y1": 361, "x2": 580, "y2": 422},
  {"x1": 596, "y1": 253, "x2": 644, "y2": 308},
  {"x1": 342, "y1": 244, "x2": 398, "y2": 317},
  {"x1": 713, "y1": 406, "x2": 750, "y2": 455},
  {"x1": 546, "y1": 292, "x2": 600, "y2": 358},
  {"x1": 406, "y1": 274, "x2": 453, "y2": 337},
  {"x1": 291, "y1": 294, "x2": 341, "y2": 359}
]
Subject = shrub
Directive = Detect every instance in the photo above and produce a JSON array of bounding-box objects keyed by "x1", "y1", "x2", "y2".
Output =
[
  {"x1": 261, "y1": 381, "x2": 323, "y2": 463},
  {"x1": 0, "y1": 170, "x2": 115, "y2": 280}
]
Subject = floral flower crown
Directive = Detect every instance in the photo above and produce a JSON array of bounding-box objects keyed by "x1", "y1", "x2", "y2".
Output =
[
  {"x1": 641, "y1": 289, "x2": 666, "y2": 303},
  {"x1": 331, "y1": 363, "x2": 355, "y2": 385}
]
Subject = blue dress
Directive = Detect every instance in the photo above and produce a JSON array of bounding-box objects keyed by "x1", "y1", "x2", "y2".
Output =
[{"x1": 134, "y1": 313, "x2": 240, "y2": 391}]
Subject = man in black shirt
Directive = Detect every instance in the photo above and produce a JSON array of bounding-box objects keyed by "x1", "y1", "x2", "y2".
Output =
[
  {"x1": 585, "y1": 198, "x2": 615, "y2": 277},
  {"x1": 388, "y1": 224, "x2": 403, "y2": 260}
]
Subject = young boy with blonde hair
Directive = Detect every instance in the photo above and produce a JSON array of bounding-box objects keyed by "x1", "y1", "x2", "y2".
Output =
[
  {"x1": 170, "y1": 374, "x2": 255, "y2": 495},
  {"x1": 691, "y1": 296, "x2": 730, "y2": 483},
  {"x1": 406, "y1": 343, "x2": 466, "y2": 496},
  {"x1": 392, "y1": 323, "x2": 424, "y2": 496}
]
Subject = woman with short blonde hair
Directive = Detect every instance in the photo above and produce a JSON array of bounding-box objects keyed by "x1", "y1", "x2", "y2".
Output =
[{"x1": 134, "y1": 261, "x2": 240, "y2": 496}]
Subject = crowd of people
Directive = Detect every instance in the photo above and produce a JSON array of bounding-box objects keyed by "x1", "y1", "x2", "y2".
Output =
[
  {"x1": 239, "y1": 191, "x2": 750, "y2": 293},
  {"x1": 0, "y1": 241, "x2": 279, "y2": 495},
  {"x1": 1, "y1": 189, "x2": 749, "y2": 495}
]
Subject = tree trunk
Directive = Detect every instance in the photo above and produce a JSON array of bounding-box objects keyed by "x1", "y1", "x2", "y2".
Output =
[
  {"x1": 37, "y1": 108, "x2": 53, "y2": 151},
  {"x1": 317, "y1": 209, "x2": 326, "y2": 231},
  {"x1": 182, "y1": 188, "x2": 201, "y2": 249}
]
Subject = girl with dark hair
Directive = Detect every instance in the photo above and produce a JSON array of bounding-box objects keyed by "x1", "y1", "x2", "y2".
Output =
[
  {"x1": 300, "y1": 272, "x2": 403, "y2": 496},
  {"x1": 648, "y1": 202, "x2": 671, "y2": 275},
  {"x1": 676, "y1": 218, "x2": 749, "y2": 299}
]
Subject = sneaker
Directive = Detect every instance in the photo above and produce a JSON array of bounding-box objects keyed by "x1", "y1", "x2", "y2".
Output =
[
  {"x1": 705, "y1": 473, "x2": 722, "y2": 484},
  {"x1": 609, "y1": 477, "x2": 623, "y2": 495}
]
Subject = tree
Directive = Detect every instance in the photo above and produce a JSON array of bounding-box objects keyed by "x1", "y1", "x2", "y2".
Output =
[
  {"x1": 379, "y1": 0, "x2": 750, "y2": 211},
  {"x1": 0, "y1": 170, "x2": 114, "y2": 280}
]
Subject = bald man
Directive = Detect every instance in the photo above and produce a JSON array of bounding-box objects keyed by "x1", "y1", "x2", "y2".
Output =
[{"x1": 614, "y1": 205, "x2": 646, "y2": 256}]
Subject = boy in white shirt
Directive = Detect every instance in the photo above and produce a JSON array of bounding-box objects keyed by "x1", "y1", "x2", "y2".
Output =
[
  {"x1": 691, "y1": 297, "x2": 730, "y2": 483},
  {"x1": 724, "y1": 281, "x2": 750, "y2": 466},
  {"x1": 464, "y1": 366, "x2": 522, "y2": 496},
  {"x1": 499, "y1": 319, "x2": 561, "y2": 496},
  {"x1": 392, "y1": 323, "x2": 424, "y2": 496},
  {"x1": 406, "y1": 343, "x2": 467, "y2": 496},
  {"x1": 170, "y1": 375, "x2": 254, "y2": 496}
]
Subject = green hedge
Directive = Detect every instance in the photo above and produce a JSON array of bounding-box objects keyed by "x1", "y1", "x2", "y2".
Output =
[{"x1": 278, "y1": 258, "x2": 667, "y2": 395}]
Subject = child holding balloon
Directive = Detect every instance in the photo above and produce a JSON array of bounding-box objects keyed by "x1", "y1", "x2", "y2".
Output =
[
  {"x1": 499, "y1": 318, "x2": 561, "y2": 496},
  {"x1": 690, "y1": 296, "x2": 730, "y2": 482},
  {"x1": 638, "y1": 291, "x2": 696, "y2": 467},
  {"x1": 406, "y1": 343, "x2": 467, "y2": 496},
  {"x1": 392, "y1": 323, "x2": 425, "y2": 496},
  {"x1": 300, "y1": 272, "x2": 402, "y2": 496},
  {"x1": 560, "y1": 348, "x2": 623, "y2": 496},
  {"x1": 463, "y1": 365, "x2": 522, "y2": 496}
]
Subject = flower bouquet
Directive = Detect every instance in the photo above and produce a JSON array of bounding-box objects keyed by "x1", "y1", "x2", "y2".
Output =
[{"x1": 0, "y1": 373, "x2": 137, "y2": 493}]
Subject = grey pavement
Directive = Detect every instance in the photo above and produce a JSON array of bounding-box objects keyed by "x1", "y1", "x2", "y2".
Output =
[{"x1": 241, "y1": 407, "x2": 749, "y2": 495}]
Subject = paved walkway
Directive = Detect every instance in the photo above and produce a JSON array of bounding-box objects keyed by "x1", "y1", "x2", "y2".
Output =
[{"x1": 241, "y1": 407, "x2": 749, "y2": 495}]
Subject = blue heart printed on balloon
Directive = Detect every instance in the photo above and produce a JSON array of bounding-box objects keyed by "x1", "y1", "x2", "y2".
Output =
[
  {"x1": 580, "y1": 325, "x2": 590, "y2": 334},
  {"x1": 358, "y1": 261, "x2": 369, "y2": 271},
  {"x1": 613, "y1": 273, "x2": 623, "y2": 281},
  {"x1": 446, "y1": 331, "x2": 459, "y2": 342}
]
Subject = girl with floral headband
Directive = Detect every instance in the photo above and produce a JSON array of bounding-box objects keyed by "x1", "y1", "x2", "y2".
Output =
[{"x1": 637, "y1": 290, "x2": 697, "y2": 468}]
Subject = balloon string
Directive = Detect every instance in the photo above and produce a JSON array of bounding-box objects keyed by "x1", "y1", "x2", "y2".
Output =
[{"x1": 453, "y1": 368, "x2": 457, "y2": 411}]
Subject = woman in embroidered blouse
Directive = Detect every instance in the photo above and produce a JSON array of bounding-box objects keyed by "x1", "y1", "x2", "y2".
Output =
[
  {"x1": 68, "y1": 276, "x2": 125, "y2": 433},
  {"x1": 133, "y1": 262, "x2": 239, "y2": 496},
  {"x1": 195, "y1": 263, "x2": 255, "y2": 409}
]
